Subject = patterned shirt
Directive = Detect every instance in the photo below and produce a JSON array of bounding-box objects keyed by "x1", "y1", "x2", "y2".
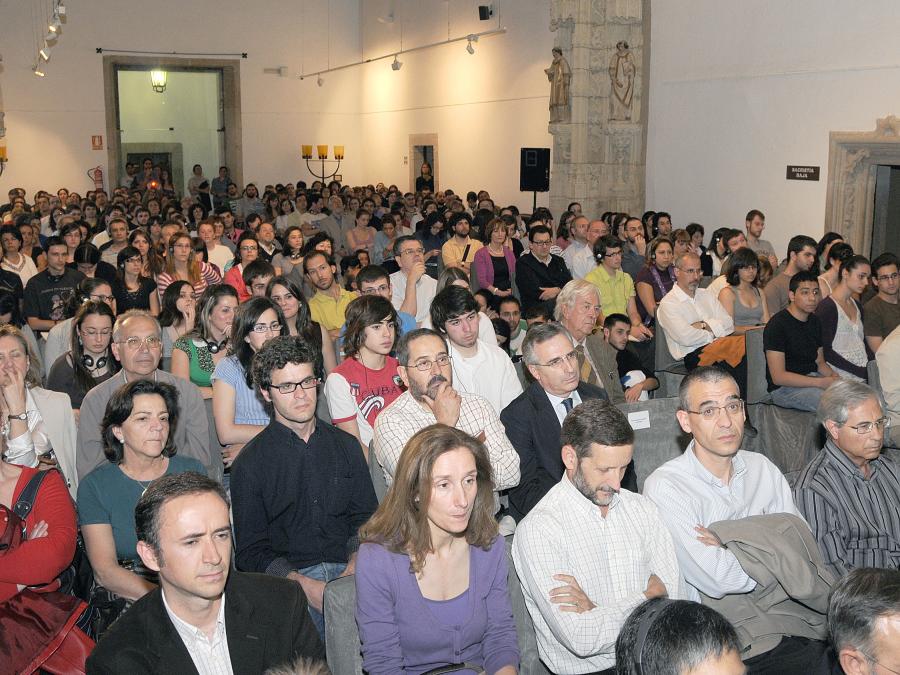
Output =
[
  {"x1": 324, "y1": 356, "x2": 402, "y2": 447},
  {"x1": 162, "y1": 591, "x2": 233, "y2": 675},
  {"x1": 793, "y1": 440, "x2": 900, "y2": 577}
]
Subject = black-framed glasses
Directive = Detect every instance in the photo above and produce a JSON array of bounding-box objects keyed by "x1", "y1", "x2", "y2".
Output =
[
  {"x1": 251, "y1": 322, "x2": 282, "y2": 334},
  {"x1": 269, "y1": 378, "x2": 319, "y2": 394},
  {"x1": 876, "y1": 272, "x2": 900, "y2": 282},
  {"x1": 685, "y1": 400, "x2": 745, "y2": 421},
  {"x1": 405, "y1": 354, "x2": 451, "y2": 371},
  {"x1": 846, "y1": 417, "x2": 891, "y2": 435},
  {"x1": 90, "y1": 294, "x2": 115, "y2": 304}
]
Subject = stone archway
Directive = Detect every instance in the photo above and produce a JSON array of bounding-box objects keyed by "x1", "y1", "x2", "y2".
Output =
[{"x1": 825, "y1": 115, "x2": 900, "y2": 255}]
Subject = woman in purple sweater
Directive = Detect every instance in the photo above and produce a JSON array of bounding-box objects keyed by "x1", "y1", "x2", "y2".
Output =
[{"x1": 355, "y1": 424, "x2": 520, "y2": 675}]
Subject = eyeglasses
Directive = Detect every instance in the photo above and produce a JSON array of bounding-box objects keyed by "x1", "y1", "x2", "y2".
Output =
[
  {"x1": 531, "y1": 239, "x2": 552, "y2": 247},
  {"x1": 860, "y1": 652, "x2": 900, "y2": 675},
  {"x1": 877, "y1": 272, "x2": 900, "y2": 282},
  {"x1": 845, "y1": 417, "x2": 891, "y2": 434},
  {"x1": 400, "y1": 247, "x2": 425, "y2": 256},
  {"x1": 685, "y1": 400, "x2": 745, "y2": 421},
  {"x1": 251, "y1": 322, "x2": 282, "y2": 334},
  {"x1": 405, "y1": 354, "x2": 451, "y2": 371},
  {"x1": 269, "y1": 378, "x2": 320, "y2": 394},
  {"x1": 90, "y1": 294, "x2": 115, "y2": 304},
  {"x1": 240, "y1": 245, "x2": 258, "y2": 252},
  {"x1": 534, "y1": 350, "x2": 579, "y2": 369},
  {"x1": 116, "y1": 335, "x2": 162, "y2": 350},
  {"x1": 361, "y1": 284, "x2": 391, "y2": 296}
]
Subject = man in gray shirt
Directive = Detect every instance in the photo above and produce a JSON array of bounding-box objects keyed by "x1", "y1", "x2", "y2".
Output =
[
  {"x1": 764, "y1": 234, "x2": 818, "y2": 314},
  {"x1": 76, "y1": 310, "x2": 219, "y2": 482},
  {"x1": 745, "y1": 209, "x2": 778, "y2": 269}
]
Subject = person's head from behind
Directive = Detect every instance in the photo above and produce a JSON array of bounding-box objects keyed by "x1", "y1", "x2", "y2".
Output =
[
  {"x1": 430, "y1": 285, "x2": 480, "y2": 351},
  {"x1": 788, "y1": 270, "x2": 821, "y2": 315},
  {"x1": 396, "y1": 328, "x2": 453, "y2": 401},
  {"x1": 253, "y1": 335, "x2": 320, "y2": 427},
  {"x1": 135, "y1": 472, "x2": 232, "y2": 604},
  {"x1": 342, "y1": 295, "x2": 398, "y2": 360},
  {"x1": 436, "y1": 265, "x2": 470, "y2": 294},
  {"x1": 676, "y1": 367, "x2": 744, "y2": 460},
  {"x1": 603, "y1": 313, "x2": 631, "y2": 351},
  {"x1": 360, "y1": 424, "x2": 497, "y2": 573},
  {"x1": 615, "y1": 597, "x2": 744, "y2": 675},
  {"x1": 522, "y1": 322, "x2": 578, "y2": 397},
  {"x1": 111, "y1": 310, "x2": 163, "y2": 378},
  {"x1": 818, "y1": 380, "x2": 887, "y2": 467},
  {"x1": 828, "y1": 567, "x2": 900, "y2": 675},
  {"x1": 561, "y1": 399, "x2": 634, "y2": 508}
]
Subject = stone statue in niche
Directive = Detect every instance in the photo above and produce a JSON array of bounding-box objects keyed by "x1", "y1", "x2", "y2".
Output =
[
  {"x1": 608, "y1": 41, "x2": 635, "y2": 121},
  {"x1": 545, "y1": 48, "x2": 571, "y2": 124}
]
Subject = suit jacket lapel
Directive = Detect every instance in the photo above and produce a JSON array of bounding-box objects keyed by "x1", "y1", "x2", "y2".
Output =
[
  {"x1": 143, "y1": 593, "x2": 201, "y2": 674},
  {"x1": 225, "y1": 576, "x2": 268, "y2": 673}
]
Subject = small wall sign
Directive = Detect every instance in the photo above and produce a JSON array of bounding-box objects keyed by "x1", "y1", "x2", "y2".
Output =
[
  {"x1": 91, "y1": 135, "x2": 103, "y2": 151},
  {"x1": 786, "y1": 165, "x2": 819, "y2": 181}
]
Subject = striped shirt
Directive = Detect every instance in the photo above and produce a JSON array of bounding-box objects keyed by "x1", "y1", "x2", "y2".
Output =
[
  {"x1": 793, "y1": 440, "x2": 900, "y2": 577},
  {"x1": 161, "y1": 591, "x2": 233, "y2": 675}
]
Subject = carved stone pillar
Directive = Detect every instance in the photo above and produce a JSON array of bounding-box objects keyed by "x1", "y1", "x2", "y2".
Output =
[{"x1": 548, "y1": 0, "x2": 650, "y2": 220}]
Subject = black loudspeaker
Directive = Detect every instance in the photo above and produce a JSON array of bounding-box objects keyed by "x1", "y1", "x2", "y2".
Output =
[
  {"x1": 478, "y1": 5, "x2": 493, "y2": 20},
  {"x1": 520, "y1": 148, "x2": 550, "y2": 192}
]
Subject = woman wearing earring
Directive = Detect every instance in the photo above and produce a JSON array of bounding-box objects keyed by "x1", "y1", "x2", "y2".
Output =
[
  {"x1": 223, "y1": 232, "x2": 259, "y2": 303},
  {"x1": 112, "y1": 246, "x2": 159, "y2": 316},
  {"x1": 77, "y1": 380, "x2": 205, "y2": 610},
  {"x1": 47, "y1": 301, "x2": 118, "y2": 412},
  {"x1": 172, "y1": 284, "x2": 238, "y2": 399}
]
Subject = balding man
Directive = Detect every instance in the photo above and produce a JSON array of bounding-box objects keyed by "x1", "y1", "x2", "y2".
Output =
[
  {"x1": 76, "y1": 310, "x2": 218, "y2": 482},
  {"x1": 561, "y1": 215, "x2": 595, "y2": 279}
]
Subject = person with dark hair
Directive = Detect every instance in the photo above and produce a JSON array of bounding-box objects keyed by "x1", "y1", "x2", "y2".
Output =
[
  {"x1": 304, "y1": 250, "x2": 357, "y2": 337},
  {"x1": 652, "y1": 211, "x2": 673, "y2": 237},
  {"x1": 42, "y1": 275, "x2": 116, "y2": 371},
  {"x1": 516, "y1": 224, "x2": 573, "y2": 312},
  {"x1": 356, "y1": 424, "x2": 519, "y2": 674},
  {"x1": 272, "y1": 224, "x2": 305, "y2": 281},
  {"x1": 817, "y1": 242, "x2": 854, "y2": 301},
  {"x1": 87, "y1": 471, "x2": 325, "y2": 672},
  {"x1": 324, "y1": 295, "x2": 402, "y2": 454},
  {"x1": 686, "y1": 222, "x2": 706, "y2": 254},
  {"x1": 46, "y1": 299, "x2": 118, "y2": 410},
  {"x1": 826, "y1": 567, "x2": 900, "y2": 675},
  {"x1": 635, "y1": 236, "x2": 676, "y2": 325},
  {"x1": 231, "y1": 336, "x2": 377, "y2": 639},
  {"x1": 513, "y1": 399, "x2": 684, "y2": 674},
  {"x1": 98, "y1": 216, "x2": 130, "y2": 267},
  {"x1": 211, "y1": 297, "x2": 285, "y2": 461},
  {"x1": 764, "y1": 270, "x2": 840, "y2": 411},
  {"x1": 864, "y1": 252, "x2": 900, "y2": 352},
  {"x1": 23, "y1": 235, "x2": 85, "y2": 334},
  {"x1": 242, "y1": 259, "x2": 275, "y2": 299},
  {"x1": 223, "y1": 231, "x2": 259, "y2": 302},
  {"x1": 78, "y1": 379, "x2": 205, "y2": 607},
  {"x1": 615, "y1": 598, "x2": 744, "y2": 675},
  {"x1": 498, "y1": 296, "x2": 526, "y2": 355},
  {"x1": 256, "y1": 221, "x2": 282, "y2": 267},
  {"x1": 744, "y1": 209, "x2": 778, "y2": 269},
  {"x1": 111, "y1": 244, "x2": 159, "y2": 315},
  {"x1": 603, "y1": 313, "x2": 660, "y2": 401},
  {"x1": 717, "y1": 247, "x2": 770, "y2": 332},
  {"x1": 587, "y1": 235, "x2": 653, "y2": 342},
  {"x1": 441, "y1": 211, "x2": 482, "y2": 274},
  {"x1": 70, "y1": 241, "x2": 118, "y2": 285},
  {"x1": 430, "y1": 285, "x2": 522, "y2": 413},
  {"x1": 158, "y1": 279, "x2": 197, "y2": 364},
  {"x1": 389, "y1": 234, "x2": 437, "y2": 326},
  {"x1": 156, "y1": 231, "x2": 222, "y2": 303},
  {"x1": 765, "y1": 234, "x2": 818, "y2": 313},
  {"x1": 816, "y1": 255, "x2": 874, "y2": 382},
  {"x1": 472, "y1": 216, "x2": 517, "y2": 309},
  {"x1": 356, "y1": 264, "x2": 416, "y2": 335},
  {"x1": 268, "y1": 275, "x2": 336, "y2": 376},
  {"x1": 620, "y1": 216, "x2": 648, "y2": 280}
]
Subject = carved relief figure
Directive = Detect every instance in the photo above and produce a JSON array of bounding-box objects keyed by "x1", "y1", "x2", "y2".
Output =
[
  {"x1": 608, "y1": 41, "x2": 635, "y2": 121},
  {"x1": 545, "y1": 47, "x2": 571, "y2": 123}
]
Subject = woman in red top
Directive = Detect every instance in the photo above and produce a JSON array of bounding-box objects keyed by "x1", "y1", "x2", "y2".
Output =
[
  {"x1": 0, "y1": 456, "x2": 76, "y2": 603},
  {"x1": 223, "y1": 232, "x2": 259, "y2": 303}
]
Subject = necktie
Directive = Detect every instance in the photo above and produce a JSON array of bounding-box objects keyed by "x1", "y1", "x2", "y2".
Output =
[
  {"x1": 575, "y1": 344, "x2": 599, "y2": 386},
  {"x1": 562, "y1": 398, "x2": 574, "y2": 414}
]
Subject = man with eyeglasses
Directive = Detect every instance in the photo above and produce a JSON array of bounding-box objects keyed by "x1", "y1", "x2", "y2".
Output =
[
  {"x1": 76, "y1": 309, "x2": 217, "y2": 482},
  {"x1": 231, "y1": 336, "x2": 376, "y2": 640},
  {"x1": 645, "y1": 367, "x2": 824, "y2": 672},
  {"x1": 793, "y1": 380, "x2": 900, "y2": 577},
  {"x1": 864, "y1": 253, "x2": 900, "y2": 353},
  {"x1": 515, "y1": 224, "x2": 573, "y2": 312},
  {"x1": 389, "y1": 235, "x2": 437, "y2": 326},
  {"x1": 373, "y1": 328, "x2": 519, "y2": 505},
  {"x1": 356, "y1": 265, "x2": 416, "y2": 335},
  {"x1": 586, "y1": 235, "x2": 653, "y2": 342}
]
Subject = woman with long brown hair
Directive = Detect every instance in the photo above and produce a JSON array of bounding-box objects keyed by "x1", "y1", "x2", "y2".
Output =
[
  {"x1": 155, "y1": 231, "x2": 221, "y2": 301},
  {"x1": 356, "y1": 424, "x2": 519, "y2": 675}
]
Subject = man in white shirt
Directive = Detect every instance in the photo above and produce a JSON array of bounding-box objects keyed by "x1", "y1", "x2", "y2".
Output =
[
  {"x1": 513, "y1": 399, "x2": 684, "y2": 674},
  {"x1": 86, "y1": 472, "x2": 324, "y2": 673},
  {"x1": 561, "y1": 216, "x2": 596, "y2": 279},
  {"x1": 499, "y1": 297, "x2": 527, "y2": 355},
  {"x1": 430, "y1": 285, "x2": 522, "y2": 413},
  {"x1": 389, "y1": 235, "x2": 437, "y2": 325}
]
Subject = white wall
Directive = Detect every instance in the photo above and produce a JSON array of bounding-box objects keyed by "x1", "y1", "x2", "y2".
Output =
[{"x1": 646, "y1": 0, "x2": 900, "y2": 255}]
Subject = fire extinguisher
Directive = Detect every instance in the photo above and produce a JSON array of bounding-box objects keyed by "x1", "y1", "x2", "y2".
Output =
[{"x1": 87, "y1": 166, "x2": 104, "y2": 191}]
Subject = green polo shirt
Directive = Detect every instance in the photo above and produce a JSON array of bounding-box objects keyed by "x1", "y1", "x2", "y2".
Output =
[{"x1": 585, "y1": 265, "x2": 635, "y2": 316}]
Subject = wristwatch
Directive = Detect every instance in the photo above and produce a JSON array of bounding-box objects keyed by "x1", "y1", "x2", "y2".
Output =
[{"x1": 7, "y1": 412, "x2": 27, "y2": 421}]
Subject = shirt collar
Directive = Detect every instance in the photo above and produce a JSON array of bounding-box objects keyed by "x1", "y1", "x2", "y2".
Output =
[
  {"x1": 560, "y1": 472, "x2": 621, "y2": 517},
  {"x1": 685, "y1": 440, "x2": 746, "y2": 488},
  {"x1": 544, "y1": 388, "x2": 580, "y2": 409},
  {"x1": 670, "y1": 284, "x2": 695, "y2": 302},
  {"x1": 161, "y1": 588, "x2": 227, "y2": 644},
  {"x1": 824, "y1": 438, "x2": 880, "y2": 480},
  {"x1": 530, "y1": 250, "x2": 552, "y2": 266}
]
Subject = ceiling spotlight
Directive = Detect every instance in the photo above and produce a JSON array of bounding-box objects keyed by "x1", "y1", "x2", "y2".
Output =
[
  {"x1": 466, "y1": 35, "x2": 478, "y2": 55},
  {"x1": 317, "y1": 75, "x2": 324, "y2": 87},
  {"x1": 33, "y1": 66, "x2": 46, "y2": 77},
  {"x1": 39, "y1": 45, "x2": 51, "y2": 62},
  {"x1": 391, "y1": 55, "x2": 402, "y2": 71}
]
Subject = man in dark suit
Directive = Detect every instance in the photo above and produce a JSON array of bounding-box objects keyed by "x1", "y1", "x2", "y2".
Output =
[
  {"x1": 501, "y1": 322, "x2": 637, "y2": 521},
  {"x1": 87, "y1": 472, "x2": 325, "y2": 674}
]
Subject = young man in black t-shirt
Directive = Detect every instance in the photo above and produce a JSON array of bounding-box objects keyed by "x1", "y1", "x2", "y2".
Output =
[
  {"x1": 603, "y1": 313, "x2": 659, "y2": 402},
  {"x1": 23, "y1": 236, "x2": 85, "y2": 334},
  {"x1": 764, "y1": 270, "x2": 840, "y2": 412}
]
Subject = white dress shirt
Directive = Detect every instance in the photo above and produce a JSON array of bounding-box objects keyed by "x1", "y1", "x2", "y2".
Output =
[
  {"x1": 656, "y1": 284, "x2": 734, "y2": 360},
  {"x1": 3, "y1": 388, "x2": 52, "y2": 468},
  {"x1": 389, "y1": 270, "x2": 437, "y2": 325},
  {"x1": 161, "y1": 590, "x2": 234, "y2": 675},
  {"x1": 562, "y1": 240, "x2": 596, "y2": 280},
  {"x1": 643, "y1": 441, "x2": 801, "y2": 601},
  {"x1": 513, "y1": 475, "x2": 685, "y2": 674},
  {"x1": 449, "y1": 339, "x2": 523, "y2": 414},
  {"x1": 544, "y1": 389, "x2": 583, "y2": 426}
]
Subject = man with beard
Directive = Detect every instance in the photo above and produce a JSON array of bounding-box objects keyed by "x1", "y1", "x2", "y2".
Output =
[
  {"x1": 512, "y1": 399, "x2": 683, "y2": 674},
  {"x1": 372, "y1": 328, "x2": 520, "y2": 504},
  {"x1": 304, "y1": 250, "x2": 357, "y2": 338},
  {"x1": 441, "y1": 212, "x2": 482, "y2": 274}
]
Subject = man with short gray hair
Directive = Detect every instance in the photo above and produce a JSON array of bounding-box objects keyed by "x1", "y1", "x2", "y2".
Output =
[
  {"x1": 827, "y1": 567, "x2": 900, "y2": 675},
  {"x1": 76, "y1": 310, "x2": 217, "y2": 481},
  {"x1": 793, "y1": 380, "x2": 900, "y2": 577}
]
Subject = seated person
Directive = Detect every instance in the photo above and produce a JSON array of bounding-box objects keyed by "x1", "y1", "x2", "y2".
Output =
[
  {"x1": 603, "y1": 313, "x2": 660, "y2": 402},
  {"x1": 356, "y1": 425, "x2": 519, "y2": 675},
  {"x1": 501, "y1": 322, "x2": 617, "y2": 521},
  {"x1": 717, "y1": 247, "x2": 770, "y2": 332},
  {"x1": 827, "y1": 568, "x2": 900, "y2": 675},
  {"x1": 515, "y1": 225, "x2": 572, "y2": 312},
  {"x1": 324, "y1": 295, "x2": 403, "y2": 455},
  {"x1": 267, "y1": 275, "x2": 336, "y2": 377},
  {"x1": 793, "y1": 380, "x2": 900, "y2": 576},
  {"x1": 498, "y1": 296, "x2": 527, "y2": 355},
  {"x1": 644, "y1": 367, "x2": 826, "y2": 672},
  {"x1": 586, "y1": 235, "x2": 653, "y2": 342},
  {"x1": 764, "y1": 271, "x2": 840, "y2": 412},
  {"x1": 23, "y1": 235, "x2": 84, "y2": 335},
  {"x1": 430, "y1": 285, "x2": 522, "y2": 414},
  {"x1": 242, "y1": 259, "x2": 275, "y2": 299},
  {"x1": 373, "y1": 328, "x2": 520, "y2": 502},
  {"x1": 46, "y1": 299, "x2": 118, "y2": 412},
  {"x1": 87, "y1": 472, "x2": 325, "y2": 672},
  {"x1": 304, "y1": 250, "x2": 357, "y2": 339},
  {"x1": 513, "y1": 400, "x2": 683, "y2": 674},
  {"x1": 355, "y1": 265, "x2": 416, "y2": 335},
  {"x1": 390, "y1": 235, "x2": 438, "y2": 326},
  {"x1": 864, "y1": 252, "x2": 900, "y2": 352},
  {"x1": 231, "y1": 336, "x2": 376, "y2": 639},
  {"x1": 223, "y1": 231, "x2": 258, "y2": 302},
  {"x1": 877, "y1": 324, "x2": 900, "y2": 446},
  {"x1": 43, "y1": 275, "x2": 117, "y2": 370},
  {"x1": 615, "y1": 599, "x2": 745, "y2": 675},
  {"x1": 78, "y1": 380, "x2": 206, "y2": 606}
]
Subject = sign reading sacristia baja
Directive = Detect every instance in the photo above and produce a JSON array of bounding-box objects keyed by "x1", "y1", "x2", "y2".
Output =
[{"x1": 786, "y1": 165, "x2": 820, "y2": 181}]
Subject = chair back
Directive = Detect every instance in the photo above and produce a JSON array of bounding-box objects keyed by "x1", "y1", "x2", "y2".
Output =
[
  {"x1": 505, "y1": 536, "x2": 552, "y2": 675},
  {"x1": 368, "y1": 440, "x2": 389, "y2": 503},
  {"x1": 323, "y1": 575, "x2": 363, "y2": 675},
  {"x1": 745, "y1": 329, "x2": 771, "y2": 404}
]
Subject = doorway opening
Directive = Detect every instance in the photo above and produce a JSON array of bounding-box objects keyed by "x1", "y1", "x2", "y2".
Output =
[
  {"x1": 872, "y1": 165, "x2": 900, "y2": 259},
  {"x1": 408, "y1": 133, "x2": 439, "y2": 194}
]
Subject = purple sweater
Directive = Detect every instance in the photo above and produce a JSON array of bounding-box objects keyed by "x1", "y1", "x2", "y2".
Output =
[{"x1": 355, "y1": 535, "x2": 520, "y2": 675}]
